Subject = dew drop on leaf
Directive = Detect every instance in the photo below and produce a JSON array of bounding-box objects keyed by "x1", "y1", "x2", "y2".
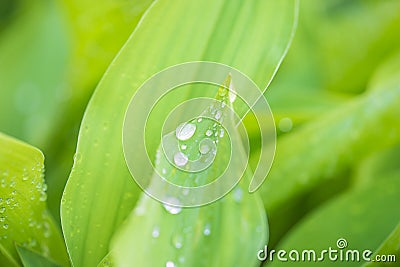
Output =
[
  {"x1": 174, "y1": 152, "x2": 188, "y2": 167},
  {"x1": 152, "y1": 226, "x2": 160, "y2": 238},
  {"x1": 172, "y1": 234, "x2": 183, "y2": 249},
  {"x1": 166, "y1": 261, "x2": 176, "y2": 267},
  {"x1": 163, "y1": 197, "x2": 182, "y2": 215},
  {"x1": 205, "y1": 129, "x2": 213, "y2": 137},
  {"x1": 203, "y1": 223, "x2": 211, "y2": 236},
  {"x1": 176, "y1": 123, "x2": 196, "y2": 141}
]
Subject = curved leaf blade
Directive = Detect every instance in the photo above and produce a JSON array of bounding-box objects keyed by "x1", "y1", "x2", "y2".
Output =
[
  {"x1": 61, "y1": 0, "x2": 298, "y2": 266},
  {"x1": 0, "y1": 133, "x2": 69, "y2": 266}
]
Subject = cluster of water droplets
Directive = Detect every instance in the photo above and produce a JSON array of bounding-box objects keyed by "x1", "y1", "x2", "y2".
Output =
[{"x1": 0, "y1": 161, "x2": 51, "y2": 255}]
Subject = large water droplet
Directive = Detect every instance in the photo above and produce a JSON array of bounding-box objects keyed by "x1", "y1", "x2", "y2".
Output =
[
  {"x1": 166, "y1": 261, "x2": 176, "y2": 267},
  {"x1": 176, "y1": 123, "x2": 196, "y2": 141},
  {"x1": 199, "y1": 138, "x2": 213, "y2": 154},
  {"x1": 152, "y1": 226, "x2": 160, "y2": 238},
  {"x1": 163, "y1": 197, "x2": 182, "y2": 215},
  {"x1": 174, "y1": 152, "x2": 188, "y2": 167}
]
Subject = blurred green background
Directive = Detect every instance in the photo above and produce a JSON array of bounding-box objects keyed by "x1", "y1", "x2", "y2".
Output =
[{"x1": 0, "y1": 0, "x2": 399, "y2": 266}]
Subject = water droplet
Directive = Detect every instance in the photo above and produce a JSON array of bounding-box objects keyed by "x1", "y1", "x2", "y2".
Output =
[
  {"x1": 166, "y1": 261, "x2": 176, "y2": 267},
  {"x1": 203, "y1": 223, "x2": 211, "y2": 236},
  {"x1": 233, "y1": 187, "x2": 243, "y2": 203},
  {"x1": 152, "y1": 226, "x2": 160, "y2": 238},
  {"x1": 199, "y1": 138, "x2": 213, "y2": 154},
  {"x1": 176, "y1": 123, "x2": 196, "y2": 141},
  {"x1": 172, "y1": 234, "x2": 183, "y2": 249},
  {"x1": 5, "y1": 198, "x2": 11, "y2": 205},
  {"x1": 39, "y1": 192, "x2": 47, "y2": 202},
  {"x1": 0, "y1": 207, "x2": 5, "y2": 213},
  {"x1": 3, "y1": 224, "x2": 8, "y2": 230},
  {"x1": 197, "y1": 118, "x2": 202, "y2": 123},
  {"x1": 279, "y1": 117, "x2": 293, "y2": 132},
  {"x1": 174, "y1": 152, "x2": 188, "y2": 167},
  {"x1": 219, "y1": 128, "x2": 225, "y2": 137},
  {"x1": 162, "y1": 168, "x2": 167, "y2": 175},
  {"x1": 0, "y1": 179, "x2": 6, "y2": 187},
  {"x1": 215, "y1": 110, "x2": 222, "y2": 120},
  {"x1": 163, "y1": 197, "x2": 182, "y2": 215},
  {"x1": 0, "y1": 216, "x2": 5, "y2": 222},
  {"x1": 205, "y1": 130, "x2": 213, "y2": 137},
  {"x1": 181, "y1": 144, "x2": 187, "y2": 150}
]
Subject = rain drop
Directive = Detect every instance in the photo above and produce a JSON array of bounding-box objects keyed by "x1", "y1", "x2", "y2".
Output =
[
  {"x1": 215, "y1": 110, "x2": 222, "y2": 120},
  {"x1": 166, "y1": 261, "x2": 176, "y2": 267},
  {"x1": 152, "y1": 226, "x2": 160, "y2": 238},
  {"x1": 205, "y1": 129, "x2": 213, "y2": 137},
  {"x1": 199, "y1": 138, "x2": 213, "y2": 154},
  {"x1": 3, "y1": 224, "x2": 8, "y2": 230},
  {"x1": 172, "y1": 234, "x2": 183, "y2": 249},
  {"x1": 176, "y1": 123, "x2": 196, "y2": 141},
  {"x1": 162, "y1": 168, "x2": 167, "y2": 175},
  {"x1": 163, "y1": 197, "x2": 182, "y2": 215},
  {"x1": 0, "y1": 207, "x2": 5, "y2": 213},
  {"x1": 181, "y1": 144, "x2": 187, "y2": 150},
  {"x1": 203, "y1": 223, "x2": 211, "y2": 236},
  {"x1": 174, "y1": 152, "x2": 188, "y2": 167}
]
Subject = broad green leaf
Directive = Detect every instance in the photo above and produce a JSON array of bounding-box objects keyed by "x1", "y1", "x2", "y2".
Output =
[
  {"x1": 44, "y1": 0, "x2": 154, "y2": 220},
  {"x1": 111, "y1": 77, "x2": 267, "y2": 266},
  {"x1": 259, "y1": 54, "x2": 400, "y2": 246},
  {"x1": 61, "y1": 0, "x2": 298, "y2": 266},
  {"x1": 267, "y1": 176, "x2": 400, "y2": 267},
  {"x1": 0, "y1": 133, "x2": 69, "y2": 266},
  {"x1": 16, "y1": 245, "x2": 61, "y2": 267},
  {"x1": 363, "y1": 223, "x2": 400, "y2": 267}
]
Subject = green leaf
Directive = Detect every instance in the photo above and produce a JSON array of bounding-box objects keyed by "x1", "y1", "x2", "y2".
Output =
[
  {"x1": 0, "y1": 133, "x2": 69, "y2": 266},
  {"x1": 267, "y1": 176, "x2": 400, "y2": 267},
  {"x1": 61, "y1": 0, "x2": 298, "y2": 266},
  {"x1": 363, "y1": 223, "x2": 400, "y2": 267},
  {"x1": 111, "y1": 76, "x2": 267, "y2": 266},
  {"x1": 44, "y1": 0, "x2": 154, "y2": 221},
  {"x1": 16, "y1": 245, "x2": 61, "y2": 267}
]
